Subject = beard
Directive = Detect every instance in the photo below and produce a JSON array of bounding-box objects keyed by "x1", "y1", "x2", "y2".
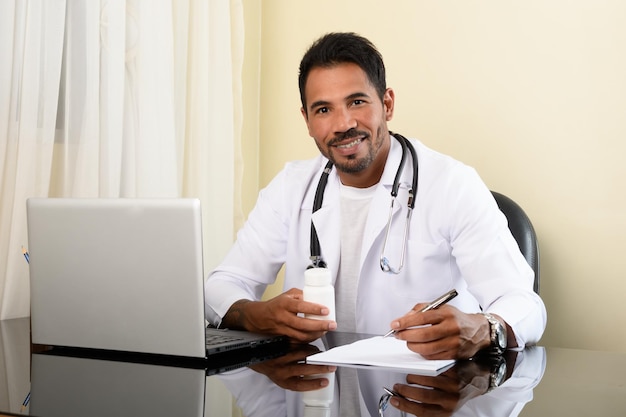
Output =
[{"x1": 322, "y1": 126, "x2": 386, "y2": 174}]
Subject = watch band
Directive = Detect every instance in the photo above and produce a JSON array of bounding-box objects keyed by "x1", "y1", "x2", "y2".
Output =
[
  {"x1": 482, "y1": 313, "x2": 507, "y2": 354},
  {"x1": 488, "y1": 355, "x2": 507, "y2": 391}
]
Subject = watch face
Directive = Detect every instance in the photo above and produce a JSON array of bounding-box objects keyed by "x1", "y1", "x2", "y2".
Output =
[
  {"x1": 491, "y1": 360, "x2": 507, "y2": 389},
  {"x1": 496, "y1": 327, "x2": 507, "y2": 349}
]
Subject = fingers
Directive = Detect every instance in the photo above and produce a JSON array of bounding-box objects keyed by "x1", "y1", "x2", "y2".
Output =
[
  {"x1": 250, "y1": 346, "x2": 337, "y2": 391},
  {"x1": 390, "y1": 311, "x2": 446, "y2": 344},
  {"x1": 263, "y1": 289, "x2": 337, "y2": 343},
  {"x1": 391, "y1": 306, "x2": 447, "y2": 334},
  {"x1": 402, "y1": 326, "x2": 459, "y2": 359},
  {"x1": 280, "y1": 288, "x2": 333, "y2": 318},
  {"x1": 284, "y1": 287, "x2": 304, "y2": 299},
  {"x1": 390, "y1": 307, "x2": 486, "y2": 359},
  {"x1": 280, "y1": 362, "x2": 336, "y2": 382},
  {"x1": 405, "y1": 372, "x2": 463, "y2": 394},
  {"x1": 388, "y1": 307, "x2": 463, "y2": 359},
  {"x1": 391, "y1": 382, "x2": 459, "y2": 415},
  {"x1": 287, "y1": 374, "x2": 333, "y2": 392},
  {"x1": 287, "y1": 328, "x2": 330, "y2": 344}
]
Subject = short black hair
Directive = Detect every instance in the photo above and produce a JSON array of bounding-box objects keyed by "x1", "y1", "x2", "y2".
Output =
[{"x1": 298, "y1": 32, "x2": 387, "y2": 113}]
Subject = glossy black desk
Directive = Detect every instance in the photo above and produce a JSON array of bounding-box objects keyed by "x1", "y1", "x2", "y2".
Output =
[{"x1": 1, "y1": 318, "x2": 625, "y2": 417}]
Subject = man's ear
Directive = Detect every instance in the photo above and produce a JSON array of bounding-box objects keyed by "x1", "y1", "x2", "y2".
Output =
[
  {"x1": 383, "y1": 88, "x2": 395, "y2": 121},
  {"x1": 301, "y1": 107, "x2": 313, "y2": 135}
]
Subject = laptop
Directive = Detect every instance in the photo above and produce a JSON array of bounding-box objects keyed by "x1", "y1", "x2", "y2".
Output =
[{"x1": 26, "y1": 198, "x2": 286, "y2": 360}]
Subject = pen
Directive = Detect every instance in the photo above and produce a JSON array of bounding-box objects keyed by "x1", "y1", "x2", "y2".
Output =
[
  {"x1": 20, "y1": 391, "x2": 30, "y2": 412},
  {"x1": 383, "y1": 289, "x2": 458, "y2": 338},
  {"x1": 383, "y1": 386, "x2": 407, "y2": 400},
  {"x1": 22, "y1": 246, "x2": 30, "y2": 264}
]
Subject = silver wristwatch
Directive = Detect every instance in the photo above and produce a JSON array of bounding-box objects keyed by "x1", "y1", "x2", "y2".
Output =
[
  {"x1": 488, "y1": 356, "x2": 508, "y2": 391},
  {"x1": 482, "y1": 313, "x2": 507, "y2": 354}
]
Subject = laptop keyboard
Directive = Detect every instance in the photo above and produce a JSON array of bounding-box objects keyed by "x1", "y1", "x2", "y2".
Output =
[{"x1": 205, "y1": 333, "x2": 245, "y2": 347}]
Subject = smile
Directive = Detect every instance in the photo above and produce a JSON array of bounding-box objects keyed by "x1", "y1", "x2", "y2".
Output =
[{"x1": 335, "y1": 137, "x2": 363, "y2": 149}]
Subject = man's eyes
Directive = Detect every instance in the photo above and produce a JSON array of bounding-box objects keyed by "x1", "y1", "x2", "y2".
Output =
[{"x1": 313, "y1": 100, "x2": 366, "y2": 114}]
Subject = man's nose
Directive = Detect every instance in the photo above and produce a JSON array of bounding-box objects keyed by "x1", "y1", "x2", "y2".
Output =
[{"x1": 332, "y1": 107, "x2": 357, "y2": 133}]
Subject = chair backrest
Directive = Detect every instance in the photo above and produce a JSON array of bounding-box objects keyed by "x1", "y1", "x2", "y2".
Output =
[{"x1": 491, "y1": 191, "x2": 540, "y2": 294}]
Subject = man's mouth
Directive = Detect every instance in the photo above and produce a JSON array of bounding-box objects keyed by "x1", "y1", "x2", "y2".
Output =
[{"x1": 335, "y1": 137, "x2": 363, "y2": 149}]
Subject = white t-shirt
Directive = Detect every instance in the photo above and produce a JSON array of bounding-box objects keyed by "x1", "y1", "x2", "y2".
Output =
[{"x1": 335, "y1": 183, "x2": 376, "y2": 332}]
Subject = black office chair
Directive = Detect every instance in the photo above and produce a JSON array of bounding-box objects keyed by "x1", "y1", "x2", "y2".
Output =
[{"x1": 491, "y1": 191, "x2": 540, "y2": 294}]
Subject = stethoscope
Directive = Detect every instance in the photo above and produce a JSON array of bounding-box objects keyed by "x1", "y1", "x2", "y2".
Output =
[
  {"x1": 309, "y1": 131, "x2": 418, "y2": 274},
  {"x1": 378, "y1": 387, "x2": 408, "y2": 417}
]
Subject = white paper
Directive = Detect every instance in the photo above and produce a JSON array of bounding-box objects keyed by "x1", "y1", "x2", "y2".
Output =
[{"x1": 306, "y1": 336, "x2": 455, "y2": 376}]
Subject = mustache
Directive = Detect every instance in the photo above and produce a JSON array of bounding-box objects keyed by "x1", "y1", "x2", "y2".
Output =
[{"x1": 328, "y1": 128, "x2": 369, "y2": 146}]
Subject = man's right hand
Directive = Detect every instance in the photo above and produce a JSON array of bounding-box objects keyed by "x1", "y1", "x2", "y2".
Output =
[
  {"x1": 220, "y1": 288, "x2": 337, "y2": 343},
  {"x1": 249, "y1": 344, "x2": 337, "y2": 391}
]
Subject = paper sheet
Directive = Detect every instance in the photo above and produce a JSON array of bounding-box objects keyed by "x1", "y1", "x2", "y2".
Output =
[{"x1": 306, "y1": 336, "x2": 455, "y2": 376}]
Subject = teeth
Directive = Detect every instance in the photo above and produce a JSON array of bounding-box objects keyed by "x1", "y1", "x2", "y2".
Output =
[{"x1": 337, "y1": 138, "x2": 361, "y2": 149}]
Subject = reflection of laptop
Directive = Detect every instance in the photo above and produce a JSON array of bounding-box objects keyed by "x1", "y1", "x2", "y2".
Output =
[
  {"x1": 29, "y1": 353, "x2": 206, "y2": 417},
  {"x1": 26, "y1": 198, "x2": 286, "y2": 360}
]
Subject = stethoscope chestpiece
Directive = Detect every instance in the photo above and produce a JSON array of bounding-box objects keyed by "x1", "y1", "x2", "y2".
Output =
[{"x1": 307, "y1": 256, "x2": 327, "y2": 269}]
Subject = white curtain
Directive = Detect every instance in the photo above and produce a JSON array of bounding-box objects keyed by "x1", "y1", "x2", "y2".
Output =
[{"x1": 0, "y1": 0, "x2": 244, "y2": 320}]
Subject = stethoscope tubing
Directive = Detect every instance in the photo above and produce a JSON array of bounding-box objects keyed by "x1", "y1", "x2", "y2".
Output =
[{"x1": 309, "y1": 132, "x2": 418, "y2": 271}]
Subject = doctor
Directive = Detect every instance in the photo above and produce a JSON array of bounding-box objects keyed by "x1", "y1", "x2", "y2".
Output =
[{"x1": 204, "y1": 32, "x2": 546, "y2": 360}]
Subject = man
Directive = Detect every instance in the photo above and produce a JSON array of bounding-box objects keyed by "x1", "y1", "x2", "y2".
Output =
[{"x1": 205, "y1": 32, "x2": 546, "y2": 360}]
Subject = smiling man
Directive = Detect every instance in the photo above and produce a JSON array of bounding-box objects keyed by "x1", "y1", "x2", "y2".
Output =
[{"x1": 204, "y1": 32, "x2": 546, "y2": 361}]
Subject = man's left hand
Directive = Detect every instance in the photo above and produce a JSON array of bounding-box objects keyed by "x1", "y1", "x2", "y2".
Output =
[{"x1": 389, "y1": 305, "x2": 491, "y2": 360}]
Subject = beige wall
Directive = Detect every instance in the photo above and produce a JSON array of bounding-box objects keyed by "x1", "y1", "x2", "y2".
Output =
[{"x1": 242, "y1": 0, "x2": 626, "y2": 352}]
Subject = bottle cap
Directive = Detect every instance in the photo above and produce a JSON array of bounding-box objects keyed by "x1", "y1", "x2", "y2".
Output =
[{"x1": 305, "y1": 267, "x2": 332, "y2": 286}]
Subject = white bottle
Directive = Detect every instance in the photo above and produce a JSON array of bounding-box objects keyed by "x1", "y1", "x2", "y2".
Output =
[
  {"x1": 302, "y1": 370, "x2": 336, "y2": 417},
  {"x1": 303, "y1": 268, "x2": 336, "y2": 321}
]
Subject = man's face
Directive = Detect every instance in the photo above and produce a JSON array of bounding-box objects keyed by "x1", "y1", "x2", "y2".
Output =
[{"x1": 301, "y1": 62, "x2": 395, "y2": 187}]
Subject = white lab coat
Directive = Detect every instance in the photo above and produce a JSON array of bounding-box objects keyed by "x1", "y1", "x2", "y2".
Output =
[{"x1": 205, "y1": 137, "x2": 546, "y2": 347}]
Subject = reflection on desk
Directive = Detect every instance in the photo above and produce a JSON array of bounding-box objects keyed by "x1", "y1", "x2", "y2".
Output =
[
  {"x1": 218, "y1": 342, "x2": 546, "y2": 417},
  {"x1": 519, "y1": 347, "x2": 626, "y2": 417},
  {"x1": 0, "y1": 318, "x2": 30, "y2": 415},
  {"x1": 2, "y1": 317, "x2": 626, "y2": 417},
  {"x1": 30, "y1": 353, "x2": 206, "y2": 417}
]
